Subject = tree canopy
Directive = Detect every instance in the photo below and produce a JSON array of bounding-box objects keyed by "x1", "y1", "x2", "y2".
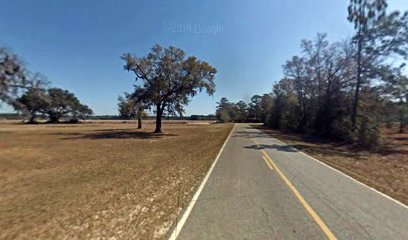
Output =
[
  {"x1": 216, "y1": 95, "x2": 273, "y2": 123},
  {"x1": 0, "y1": 47, "x2": 45, "y2": 107},
  {"x1": 122, "y1": 44, "x2": 217, "y2": 133},
  {"x1": 216, "y1": 19, "x2": 408, "y2": 148},
  {"x1": 347, "y1": 0, "x2": 408, "y2": 131},
  {"x1": 1, "y1": 47, "x2": 93, "y2": 124},
  {"x1": 15, "y1": 87, "x2": 93, "y2": 123}
]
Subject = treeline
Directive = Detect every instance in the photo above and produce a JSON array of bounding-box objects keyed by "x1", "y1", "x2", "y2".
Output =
[
  {"x1": 217, "y1": 1, "x2": 408, "y2": 147},
  {"x1": 216, "y1": 95, "x2": 272, "y2": 123},
  {"x1": 1, "y1": 47, "x2": 93, "y2": 123},
  {"x1": 0, "y1": 113, "x2": 24, "y2": 120}
]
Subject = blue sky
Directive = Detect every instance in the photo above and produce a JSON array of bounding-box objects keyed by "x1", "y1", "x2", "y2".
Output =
[{"x1": 1, "y1": 0, "x2": 406, "y2": 115}]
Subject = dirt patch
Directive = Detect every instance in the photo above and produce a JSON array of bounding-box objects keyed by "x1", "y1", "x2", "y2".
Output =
[
  {"x1": 254, "y1": 125, "x2": 408, "y2": 205},
  {"x1": 0, "y1": 121, "x2": 233, "y2": 239}
]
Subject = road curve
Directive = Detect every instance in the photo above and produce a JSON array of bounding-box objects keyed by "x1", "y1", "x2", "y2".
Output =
[{"x1": 173, "y1": 124, "x2": 408, "y2": 240}]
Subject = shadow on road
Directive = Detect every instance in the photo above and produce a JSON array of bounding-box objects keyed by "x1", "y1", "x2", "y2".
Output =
[
  {"x1": 245, "y1": 144, "x2": 298, "y2": 152},
  {"x1": 245, "y1": 143, "x2": 365, "y2": 159},
  {"x1": 232, "y1": 131, "x2": 271, "y2": 139}
]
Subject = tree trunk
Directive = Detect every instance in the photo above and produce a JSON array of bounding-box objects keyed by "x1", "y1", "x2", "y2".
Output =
[
  {"x1": 351, "y1": 28, "x2": 363, "y2": 132},
  {"x1": 137, "y1": 106, "x2": 143, "y2": 129},
  {"x1": 138, "y1": 117, "x2": 142, "y2": 129},
  {"x1": 49, "y1": 117, "x2": 60, "y2": 123},
  {"x1": 48, "y1": 113, "x2": 60, "y2": 123},
  {"x1": 154, "y1": 103, "x2": 162, "y2": 133},
  {"x1": 28, "y1": 112, "x2": 36, "y2": 124},
  {"x1": 399, "y1": 107, "x2": 405, "y2": 133}
]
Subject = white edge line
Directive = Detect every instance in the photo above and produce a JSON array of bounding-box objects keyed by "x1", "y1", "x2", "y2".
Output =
[
  {"x1": 253, "y1": 126, "x2": 408, "y2": 210},
  {"x1": 167, "y1": 124, "x2": 236, "y2": 240}
]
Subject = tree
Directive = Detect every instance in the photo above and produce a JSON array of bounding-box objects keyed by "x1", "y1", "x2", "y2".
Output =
[
  {"x1": 44, "y1": 88, "x2": 92, "y2": 123},
  {"x1": 0, "y1": 47, "x2": 46, "y2": 107},
  {"x1": 216, "y1": 97, "x2": 233, "y2": 122},
  {"x1": 260, "y1": 94, "x2": 273, "y2": 122},
  {"x1": 347, "y1": 0, "x2": 406, "y2": 132},
  {"x1": 356, "y1": 86, "x2": 383, "y2": 147},
  {"x1": 267, "y1": 79, "x2": 290, "y2": 129},
  {"x1": 71, "y1": 101, "x2": 93, "y2": 122},
  {"x1": 118, "y1": 92, "x2": 146, "y2": 129},
  {"x1": 118, "y1": 94, "x2": 137, "y2": 119},
  {"x1": 277, "y1": 34, "x2": 351, "y2": 134},
  {"x1": 283, "y1": 55, "x2": 309, "y2": 131},
  {"x1": 15, "y1": 88, "x2": 49, "y2": 123},
  {"x1": 122, "y1": 44, "x2": 217, "y2": 133},
  {"x1": 380, "y1": 66, "x2": 408, "y2": 132},
  {"x1": 248, "y1": 95, "x2": 262, "y2": 122},
  {"x1": 236, "y1": 101, "x2": 248, "y2": 122},
  {"x1": 0, "y1": 47, "x2": 27, "y2": 105},
  {"x1": 215, "y1": 97, "x2": 248, "y2": 122},
  {"x1": 13, "y1": 87, "x2": 92, "y2": 123},
  {"x1": 347, "y1": 0, "x2": 387, "y2": 132},
  {"x1": 215, "y1": 96, "x2": 272, "y2": 123},
  {"x1": 130, "y1": 86, "x2": 152, "y2": 129},
  {"x1": 265, "y1": 34, "x2": 363, "y2": 140}
]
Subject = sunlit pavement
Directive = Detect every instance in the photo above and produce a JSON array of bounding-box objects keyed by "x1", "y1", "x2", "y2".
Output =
[{"x1": 175, "y1": 124, "x2": 408, "y2": 240}]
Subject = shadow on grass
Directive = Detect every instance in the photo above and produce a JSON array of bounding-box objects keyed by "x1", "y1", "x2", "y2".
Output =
[
  {"x1": 92, "y1": 128, "x2": 133, "y2": 132},
  {"x1": 53, "y1": 130, "x2": 177, "y2": 140}
]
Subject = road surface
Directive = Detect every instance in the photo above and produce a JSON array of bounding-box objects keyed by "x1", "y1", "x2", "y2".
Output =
[{"x1": 171, "y1": 124, "x2": 408, "y2": 240}]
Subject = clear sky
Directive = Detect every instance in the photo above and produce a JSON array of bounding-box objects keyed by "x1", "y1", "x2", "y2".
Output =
[{"x1": 1, "y1": 0, "x2": 406, "y2": 115}]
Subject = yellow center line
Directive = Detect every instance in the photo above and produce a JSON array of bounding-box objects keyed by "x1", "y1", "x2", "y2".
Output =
[
  {"x1": 253, "y1": 139, "x2": 337, "y2": 240},
  {"x1": 262, "y1": 155, "x2": 274, "y2": 170}
]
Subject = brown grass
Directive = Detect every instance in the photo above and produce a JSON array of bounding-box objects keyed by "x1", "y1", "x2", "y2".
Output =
[
  {"x1": 0, "y1": 121, "x2": 233, "y2": 239},
  {"x1": 255, "y1": 125, "x2": 408, "y2": 205}
]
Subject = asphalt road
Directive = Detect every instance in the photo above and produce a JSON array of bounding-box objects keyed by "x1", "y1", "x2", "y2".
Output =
[{"x1": 173, "y1": 124, "x2": 408, "y2": 240}]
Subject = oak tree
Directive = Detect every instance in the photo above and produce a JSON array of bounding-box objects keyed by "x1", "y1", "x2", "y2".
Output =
[{"x1": 122, "y1": 44, "x2": 217, "y2": 133}]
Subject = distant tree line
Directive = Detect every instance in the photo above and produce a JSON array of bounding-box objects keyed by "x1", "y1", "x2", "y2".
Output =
[
  {"x1": 217, "y1": 0, "x2": 408, "y2": 148},
  {"x1": 189, "y1": 114, "x2": 217, "y2": 121},
  {"x1": 1, "y1": 47, "x2": 93, "y2": 123},
  {"x1": 216, "y1": 95, "x2": 273, "y2": 123},
  {"x1": 0, "y1": 113, "x2": 24, "y2": 120}
]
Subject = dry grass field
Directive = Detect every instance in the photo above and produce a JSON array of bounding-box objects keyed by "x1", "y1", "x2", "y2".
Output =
[
  {"x1": 0, "y1": 121, "x2": 233, "y2": 239},
  {"x1": 256, "y1": 125, "x2": 408, "y2": 205}
]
